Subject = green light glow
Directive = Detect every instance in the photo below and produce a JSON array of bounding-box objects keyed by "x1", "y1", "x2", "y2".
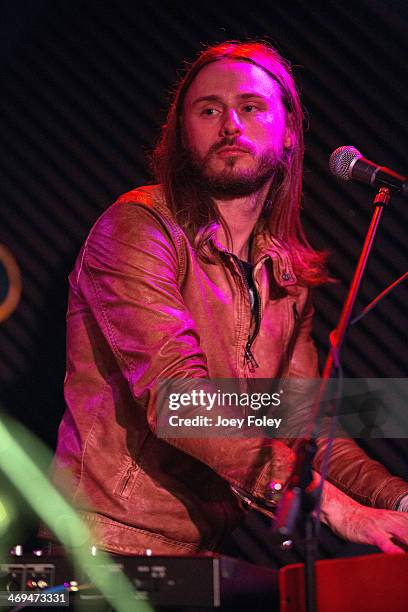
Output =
[
  {"x1": 0, "y1": 497, "x2": 11, "y2": 535},
  {"x1": 0, "y1": 415, "x2": 152, "y2": 612}
]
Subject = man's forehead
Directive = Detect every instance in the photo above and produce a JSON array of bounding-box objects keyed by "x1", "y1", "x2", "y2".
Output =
[{"x1": 184, "y1": 59, "x2": 282, "y2": 105}]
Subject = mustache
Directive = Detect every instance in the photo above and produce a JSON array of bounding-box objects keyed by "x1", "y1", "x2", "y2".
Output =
[{"x1": 206, "y1": 138, "x2": 256, "y2": 157}]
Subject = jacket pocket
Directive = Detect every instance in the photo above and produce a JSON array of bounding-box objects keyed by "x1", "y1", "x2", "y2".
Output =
[
  {"x1": 113, "y1": 430, "x2": 154, "y2": 500},
  {"x1": 114, "y1": 459, "x2": 140, "y2": 499}
]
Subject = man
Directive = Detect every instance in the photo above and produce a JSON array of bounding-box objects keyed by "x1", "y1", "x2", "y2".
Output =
[{"x1": 49, "y1": 41, "x2": 408, "y2": 556}]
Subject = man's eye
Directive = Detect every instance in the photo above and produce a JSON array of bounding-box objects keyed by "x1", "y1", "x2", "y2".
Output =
[
  {"x1": 242, "y1": 105, "x2": 257, "y2": 113},
  {"x1": 200, "y1": 108, "x2": 218, "y2": 116}
]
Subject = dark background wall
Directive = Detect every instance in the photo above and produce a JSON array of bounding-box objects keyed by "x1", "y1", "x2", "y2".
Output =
[{"x1": 0, "y1": 0, "x2": 407, "y2": 563}]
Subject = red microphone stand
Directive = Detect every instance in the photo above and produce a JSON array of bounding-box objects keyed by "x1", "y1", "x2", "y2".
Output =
[{"x1": 275, "y1": 186, "x2": 391, "y2": 612}]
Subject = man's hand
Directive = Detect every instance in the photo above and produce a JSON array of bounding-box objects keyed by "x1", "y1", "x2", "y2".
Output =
[
  {"x1": 330, "y1": 503, "x2": 408, "y2": 554},
  {"x1": 318, "y1": 473, "x2": 408, "y2": 553}
]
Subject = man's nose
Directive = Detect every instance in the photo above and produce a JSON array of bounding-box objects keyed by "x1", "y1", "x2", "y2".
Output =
[{"x1": 219, "y1": 109, "x2": 242, "y2": 137}]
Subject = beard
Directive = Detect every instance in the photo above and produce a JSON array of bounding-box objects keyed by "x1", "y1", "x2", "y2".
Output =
[{"x1": 182, "y1": 139, "x2": 282, "y2": 199}]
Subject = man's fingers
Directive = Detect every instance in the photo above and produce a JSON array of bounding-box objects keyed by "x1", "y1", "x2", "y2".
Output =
[
  {"x1": 374, "y1": 535, "x2": 406, "y2": 554},
  {"x1": 390, "y1": 535, "x2": 408, "y2": 553},
  {"x1": 371, "y1": 516, "x2": 408, "y2": 553},
  {"x1": 385, "y1": 516, "x2": 408, "y2": 551}
]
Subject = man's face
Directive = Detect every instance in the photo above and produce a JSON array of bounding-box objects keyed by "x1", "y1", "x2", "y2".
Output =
[{"x1": 182, "y1": 59, "x2": 292, "y2": 197}]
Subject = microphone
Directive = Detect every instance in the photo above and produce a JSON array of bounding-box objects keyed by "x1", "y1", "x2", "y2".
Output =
[{"x1": 329, "y1": 146, "x2": 408, "y2": 199}]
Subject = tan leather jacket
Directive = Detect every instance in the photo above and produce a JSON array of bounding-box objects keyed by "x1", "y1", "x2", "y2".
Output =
[{"x1": 49, "y1": 185, "x2": 408, "y2": 555}]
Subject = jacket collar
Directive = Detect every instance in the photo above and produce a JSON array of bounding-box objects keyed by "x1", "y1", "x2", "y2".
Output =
[
  {"x1": 252, "y1": 230, "x2": 297, "y2": 287},
  {"x1": 209, "y1": 226, "x2": 297, "y2": 288},
  {"x1": 124, "y1": 185, "x2": 298, "y2": 289}
]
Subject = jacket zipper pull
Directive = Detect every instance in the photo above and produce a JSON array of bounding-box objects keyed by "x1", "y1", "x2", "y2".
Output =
[
  {"x1": 244, "y1": 340, "x2": 259, "y2": 373},
  {"x1": 292, "y1": 302, "x2": 299, "y2": 324}
]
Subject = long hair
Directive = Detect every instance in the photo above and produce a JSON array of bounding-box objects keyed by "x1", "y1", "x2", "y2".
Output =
[{"x1": 151, "y1": 41, "x2": 328, "y2": 286}]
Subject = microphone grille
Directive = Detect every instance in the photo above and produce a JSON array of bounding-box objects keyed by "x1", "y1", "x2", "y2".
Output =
[{"x1": 329, "y1": 146, "x2": 362, "y2": 180}]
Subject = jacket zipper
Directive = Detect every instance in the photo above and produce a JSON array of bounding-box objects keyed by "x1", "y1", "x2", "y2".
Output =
[
  {"x1": 292, "y1": 301, "x2": 299, "y2": 326},
  {"x1": 235, "y1": 258, "x2": 261, "y2": 373},
  {"x1": 245, "y1": 280, "x2": 261, "y2": 373},
  {"x1": 244, "y1": 339, "x2": 259, "y2": 373}
]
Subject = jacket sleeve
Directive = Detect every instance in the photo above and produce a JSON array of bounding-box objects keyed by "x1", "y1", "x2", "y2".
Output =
[
  {"x1": 286, "y1": 294, "x2": 408, "y2": 510},
  {"x1": 76, "y1": 200, "x2": 295, "y2": 504}
]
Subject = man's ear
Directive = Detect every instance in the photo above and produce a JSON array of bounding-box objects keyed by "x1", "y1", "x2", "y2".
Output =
[{"x1": 284, "y1": 113, "x2": 295, "y2": 149}]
